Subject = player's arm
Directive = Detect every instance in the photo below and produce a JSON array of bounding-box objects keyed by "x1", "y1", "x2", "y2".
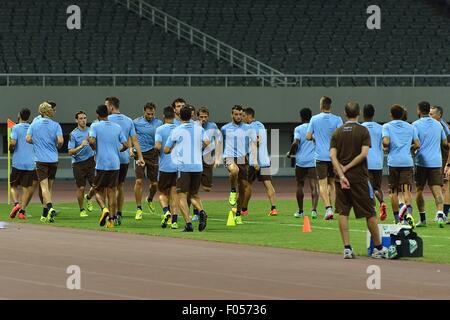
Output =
[
  {"x1": 382, "y1": 136, "x2": 390, "y2": 150},
  {"x1": 154, "y1": 141, "x2": 162, "y2": 151},
  {"x1": 88, "y1": 137, "x2": 96, "y2": 150},
  {"x1": 26, "y1": 134, "x2": 32, "y2": 144},
  {"x1": 289, "y1": 139, "x2": 300, "y2": 156},
  {"x1": 130, "y1": 135, "x2": 144, "y2": 166},
  {"x1": 305, "y1": 120, "x2": 314, "y2": 141},
  {"x1": 411, "y1": 138, "x2": 420, "y2": 151},
  {"x1": 68, "y1": 136, "x2": 88, "y2": 156},
  {"x1": 330, "y1": 147, "x2": 349, "y2": 189},
  {"x1": 9, "y1": 139, "x2": 17, "y2": 152}
]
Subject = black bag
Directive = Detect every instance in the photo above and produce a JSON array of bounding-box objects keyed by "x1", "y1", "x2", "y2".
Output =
[{"x1": 390, "y1": 228, "x2": 423, "y2": 258}]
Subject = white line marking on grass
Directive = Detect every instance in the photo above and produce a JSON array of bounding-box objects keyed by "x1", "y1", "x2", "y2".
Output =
[{"x1": 56, "y1": 206, "x2": 450, "y2": 240}]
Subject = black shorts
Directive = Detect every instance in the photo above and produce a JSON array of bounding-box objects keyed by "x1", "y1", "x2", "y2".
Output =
[
  {"x1": 248, "y1": 166, "x2": 272, "y2": 182},
  {"x1": 368, "y1": 170, "x2": 383, "y2": 191},
  {"x1": 135, "y1": 149, "x2": 159, "y2": 181},
  {"x1": 176, "y1": 172, "x2": 202, "y2": 194},
  {"x1": 295, "y1": 166, "x2": 317, "y2": 183},
  {"x1": 315, "y1": 161, "x2": 334, "y2": 180},
  {"x1": 415, "y1": 166, "x2": 442, "y2": 187},
  {"x1": 73, "y1": 156, "x2": 95, "y2": 188},
  {"x1": 93, "y1": 170, "x2": 119, "y2": 190},
  {"x1": 10, "y1": 167, "x2": 37, "y2": 188},
  {"x1": 225, "y1": 157, "x2": 248, "y2": 181},
  {"x1": 118, "y1": 163, "x2": 129, "y2": 184},
  {"x1": 36, "y1": 162, "x2": 58, "y2": 182},
  {"x1": 388, "y1": 167, "x2": 414, "y2": 193},
  {"x1": 158, "y1": 171, "x2": 177, "y2": 193},
  {"x1": 335, "y1": 181, "x2": 376, "y2": 219},
  {"x1": 201, "y1": 164, "x2": 213, "y2": 188}
]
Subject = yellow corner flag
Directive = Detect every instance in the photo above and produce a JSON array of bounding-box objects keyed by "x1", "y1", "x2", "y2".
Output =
[{"x1": 7, "y1": 119, "x2": 16, "y2": 205}]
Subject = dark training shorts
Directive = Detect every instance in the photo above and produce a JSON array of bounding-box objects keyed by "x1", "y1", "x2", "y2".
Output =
[
  {"x1": 135, "y1": 149, "x2": 159, "y2": 181},
  {"x1": 335, "y1": 181, "x2": 376, "y2": 219},
  {"x1": 315, "y1": 160, "x2": 334, "y2": 180},
  {"x1": 176, "y1": 172, "x2": 202, "y2": 194},
  {"x1": 158, "y1": 171, "x2": 177, "y2": 193},
  {"x1": 93, "y1": 170, "x2": 119, "y2": 190},
  {"x1": 36, "y1": 162, "x2": 58, "y2": 182},
  {"x1": 10, "y1": 167, "x2": 37, "y2": 188},
  {"x1": 73, "y1": 156, "x2": 95, "y2": 188}
]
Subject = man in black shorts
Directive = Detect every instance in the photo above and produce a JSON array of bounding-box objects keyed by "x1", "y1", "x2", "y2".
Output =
[
  {"x1": 26, "y1": 102, "x2": 64, "y2": 223},
  {"x1": 164, "y1": 106, "x2": 210, "y2": 232},
  {"x1": 330, "y1": 101, "x2": 391, "y2": 259},
  {"x1": 9, "y1": 108, "x2": 38, "y2": 219},
  {"x1": 68, "y1": 111, "x2": 96, "y2": 218},
  {"x1": 89, "y1": 104, "x2": 129, "y2": 228}
]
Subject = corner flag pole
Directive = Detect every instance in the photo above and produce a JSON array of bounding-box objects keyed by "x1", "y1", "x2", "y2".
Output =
[{"x1": 7, "y1": 119, "x2": 15, "y2": 205}]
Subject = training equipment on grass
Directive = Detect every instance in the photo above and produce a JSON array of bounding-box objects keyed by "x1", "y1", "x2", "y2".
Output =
[
  {"x1": 226, "y1": 210, "x2": 236, "y2": 227},
  {"x1": 302, "y1": 216, "x2": 312, "y2": 233},
  {"x1": 367, "y1": 224, "x2": 423, "y2": 259}
]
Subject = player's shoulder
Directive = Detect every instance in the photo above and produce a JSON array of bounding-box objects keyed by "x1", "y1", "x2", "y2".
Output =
[
  {"x1": 133, "y1": 116, "x2": 143, "y2": 123},
  {"x1": 221, "y1": 122, "x2": 232, "y2": 130}
]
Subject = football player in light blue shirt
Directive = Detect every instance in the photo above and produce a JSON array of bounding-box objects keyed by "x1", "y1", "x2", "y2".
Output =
[
  {"x1": 133, "y1": 103, "x2": 163, "y2": 219},
  {"x1": 155, "y1": 107, "x2": 179, "y2": 229},
  {"x1": 413, "y1": 101, "x2": 448, "y2": 227},
  {"x1": 164, "y1": 106, "x2": 211, "y2": 232},
  {"x1": 361, "y1": 104, "x2": 387, "y2": 220},
  {"x1": 26, "y1": 102, "x2": 64, "y2": 223},
  {"x1": 382, "y1": 104, "x2": 420, "y2": 227},
  {"x1": 9, "y1": 108, "x2": 38, "y2": 219},
  {"x1": 172, "y1": 97, "x2": 186, "y2": 127},
  {"x1": 306, "y1": 96, "x2": 343, "y2": 219},
  {"x1": 430, "y1": 105, "x2": 450, "y2": 222},
  {"x1": 88, "y1": 104, "x2": 129, "y2": 227},
  {"x1": 289, "y1": 108, "x2": 319, "y2": 219},
  {"x1": 243, "y1": 107, "x2": 278, "y2": 216},
  {"x1": 105, "y1": 97, "x2": 144, "y2": 223},
  {"x1": 68, "y1": 111, "x2": 96, "y2": 218},
  {"x1": 221, "y1": 105, "x2": 257, "y2": 223}
]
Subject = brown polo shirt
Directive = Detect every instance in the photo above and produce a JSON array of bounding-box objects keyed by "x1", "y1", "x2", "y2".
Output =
[{"x1": 330, "y1": 122, "x2": 371, "y2": 183}]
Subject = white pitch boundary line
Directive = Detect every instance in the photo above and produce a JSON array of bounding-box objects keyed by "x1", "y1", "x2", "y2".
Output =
[{"x1": 55, "y1": 206, "x2": 450, "y2": 241}]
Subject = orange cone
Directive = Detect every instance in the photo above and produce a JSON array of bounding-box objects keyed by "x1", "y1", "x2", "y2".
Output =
[{"x1": 303, "y1": 216, "x2": 312, "y2": 233}]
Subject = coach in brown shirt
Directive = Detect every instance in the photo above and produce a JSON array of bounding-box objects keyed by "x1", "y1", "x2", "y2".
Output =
[{"x1": 330, "y1": 102, "x2": 390, "y2": 259}]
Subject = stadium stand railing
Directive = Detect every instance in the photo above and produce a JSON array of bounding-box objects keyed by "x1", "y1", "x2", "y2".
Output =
[
  {"x1": 114, "y1": 0, "x2": 287, "y2": 86},
  {"x1": 2, "y1": 73, "x2": 450, "y2": 87}
]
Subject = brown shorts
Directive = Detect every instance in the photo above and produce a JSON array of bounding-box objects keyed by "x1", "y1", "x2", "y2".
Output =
[
  {"x1": 118, "y1": 163, "x2": 129, "y2": 184},
  {"x1": 135, "y1": 149, "x2": 159, "y2": 181},
  {"x1": 315, "y1": 160, "x2": 334, "y2": 180},
  {"x1": 388, "y1": 167, "x2": 414, "y2": 192},
  {"x1": 36, "y1": 162, "x2": 58, "y2": 182},
  {"x1": 201, "y1": 164, "x2": 213, "y2": 188},
  {"x1": 10, "y1": 167, "x2": 37, "y2": 188},
  {"x1": 73, "y1": 156, "x2": 95, "y2": 188},
  {"x1": 93, "y1": 170, "x2": 119, "y2": 190},
  {"x1": 158, "y1": 171, "x2": 177, "y2": 193},
  {"x1": 415, "y1": 166, "x2": 443, "y2": 187},
  {"x1": 248, "y1": 166, "x2": 272, "y2": 182},
  {"x1": 335, "y1": 181, "x2": 376, "y2": 219},
  {"x1": 225, "y1": 157, "x2": 248, "y2": 181},
  {"x1": 368, "y1": 170, "x2": 383, "y2": 191},
  {"x1": 295, "y1": 166, "x2": 317, "y2": 183},
  {"x1": 176, "y1": 172, "x2": 202, "y2": 194}
]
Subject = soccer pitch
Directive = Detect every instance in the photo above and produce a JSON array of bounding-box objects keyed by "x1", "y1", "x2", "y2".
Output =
[{"x1": 1, "y1": 199, "x2": 449, "y2": 265}]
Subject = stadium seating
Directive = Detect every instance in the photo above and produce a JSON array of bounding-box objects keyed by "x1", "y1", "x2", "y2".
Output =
[{"x1": 0, "y1": 0, "x2": 449, "y2": 86}]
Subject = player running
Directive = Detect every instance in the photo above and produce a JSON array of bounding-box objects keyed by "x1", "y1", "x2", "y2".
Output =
[
  {"x1": 221, "y1": 105, "x2": 257, "y2": 224},
  {"x1": 413, "y1": 101, "x2": 448, "y2": 228},
  {"x1": 9, "y1": 108, "x2": 38, "y2": 220},
  {"x1": 133, "y1": 103, "x2": 163, "y2": 219},
  {"x1": 361, "y1": 104, "x2": 388, "y2": 221},
  {"x1": 243, "y1": 107, "x2": 278, "y2": 216},
  {"x1": 155, "y1": 106, "x2": 179, "y2": 229},
  {"x1": 289, "y1": 108, "x2": 319, "y2": 219},
  {"x1": 430, "y1": 105, "x2": 450, "y2": 224},
  {"x1": 68, "y1": 111, "x2": 96, "y2": 218},
  {"x1": 105, "y1": 97, "x2": 144, "y2": 224},
  {"x1": 164, "y1": 106, "x2": 210, "y2": 232},
  {"x1": 89, "y1": 104, "x2": 128, "y2": 228},
  {"x1": 382, "y1": 104, "x2": 420, "y2": 228},
  {"x1": 306, "y1": 96, "x2": 343, "y2": 220},
  {"x1": 26, "y1": 102, "x2": 64, "y2": 223}
]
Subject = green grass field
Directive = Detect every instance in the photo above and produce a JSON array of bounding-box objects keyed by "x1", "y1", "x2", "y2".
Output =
[{"x1": 1, "y1": 199, "x2": 450, "y2": 264}]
